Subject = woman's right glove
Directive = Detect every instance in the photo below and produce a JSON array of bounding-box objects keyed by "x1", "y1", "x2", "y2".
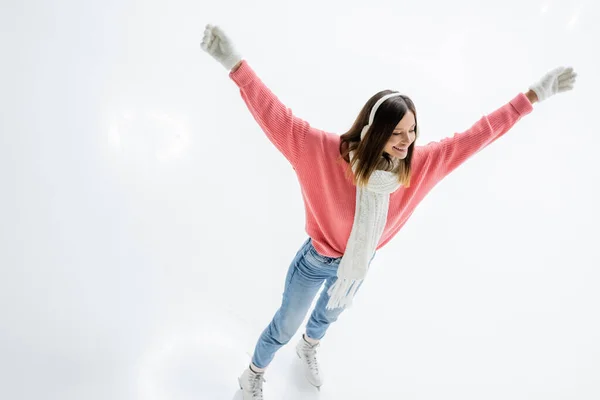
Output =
[
  {"x1": 529, "y1": 66, "x2": 577, "y2": 103},
  {"x1": 200, "y1": 24, "x2": 242, "y2": 71}
]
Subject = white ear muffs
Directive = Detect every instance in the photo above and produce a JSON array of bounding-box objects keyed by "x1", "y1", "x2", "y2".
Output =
[{"x1": 360, "y1": 92, "x2": 403, "y2": 140}]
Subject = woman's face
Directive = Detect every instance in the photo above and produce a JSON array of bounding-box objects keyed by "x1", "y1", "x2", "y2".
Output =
[{"x1": 383, "y1": 111, "x2": 416, "y2": 159}]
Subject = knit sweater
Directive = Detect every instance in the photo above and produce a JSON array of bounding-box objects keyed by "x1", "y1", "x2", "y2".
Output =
[{"x1": 230, "y1": 60, "x2": 534, "y2": 257}]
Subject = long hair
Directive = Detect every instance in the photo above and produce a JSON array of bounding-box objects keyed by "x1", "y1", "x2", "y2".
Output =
[{"x1": 338, "y1": 90, "x2": 418, "y2": 188}]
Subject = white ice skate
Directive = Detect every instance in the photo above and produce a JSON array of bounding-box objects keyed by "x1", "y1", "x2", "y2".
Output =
[
  {"x1": 238, "y1": 366, "x2": 265, "y2": 400},
  {"x1": 295, "y1": 335, "x2": 323, "y2": 390}
]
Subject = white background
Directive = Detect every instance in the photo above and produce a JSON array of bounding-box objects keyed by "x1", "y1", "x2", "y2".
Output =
[{"x1": 1, "y1": 0, "x2": 599, "y2": 399}]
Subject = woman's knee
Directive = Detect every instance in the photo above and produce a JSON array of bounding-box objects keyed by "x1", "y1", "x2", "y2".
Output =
[{"x1": 271, "y1": 307, "x2": 305, "y2": 344}]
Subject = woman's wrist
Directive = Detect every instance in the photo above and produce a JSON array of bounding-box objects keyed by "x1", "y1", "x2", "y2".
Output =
[
  {"x1": 525, "y1": 89, "x2": 538, "y2": 104},
  {"x1": 231, "y1": 60, "x2": 243, "y2": 73}
]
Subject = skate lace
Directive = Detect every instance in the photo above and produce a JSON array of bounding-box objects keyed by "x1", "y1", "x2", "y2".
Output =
[
  {"x1": 249, "y1": 372, "x2": 266, "y2": 399},
  {"x1": 304, "y1": 346, "x2": 320, "y2": 375}
]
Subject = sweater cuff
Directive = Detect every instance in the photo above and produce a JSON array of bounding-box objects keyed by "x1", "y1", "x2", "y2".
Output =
[
  {"x1": 229, "y1": 60, "x2": 256, "y2": 88},
  {"x1": 510, "y1": 92, "x2": 534, "y2": 116}
]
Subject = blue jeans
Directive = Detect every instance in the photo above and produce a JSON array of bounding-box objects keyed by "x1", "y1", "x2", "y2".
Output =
[{"x1": 251, "y1": 237, "x2": 375, "y2": 369}]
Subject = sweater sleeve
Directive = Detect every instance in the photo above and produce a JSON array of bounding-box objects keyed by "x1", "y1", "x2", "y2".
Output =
[
  {"x1": 229, "y1": 60, "x2": 312, "y2": 168},
  {"x1": 415, "y1": 93, "x2": 534, "y2": 181}
]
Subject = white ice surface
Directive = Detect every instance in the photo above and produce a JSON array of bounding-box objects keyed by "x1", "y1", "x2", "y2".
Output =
[{"x1": 1, "y1": 0, "x2": 599, "y2": 399}]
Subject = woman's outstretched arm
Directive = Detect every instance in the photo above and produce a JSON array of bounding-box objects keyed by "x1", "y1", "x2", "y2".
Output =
[
  {"x1": 415, "y1": 67, "x2": 576, "y2": 181},
  {"x1": 201, "y1": 24, "x2": 312, "y2": 168}
]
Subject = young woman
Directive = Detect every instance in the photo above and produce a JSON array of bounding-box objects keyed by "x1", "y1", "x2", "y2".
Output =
[{"x1": 201, "y1": 24, "x2": 577, "y2": 400}]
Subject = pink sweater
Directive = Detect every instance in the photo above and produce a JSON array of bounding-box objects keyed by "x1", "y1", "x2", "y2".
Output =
[{"x1": 230, "y1": 61, "x2": 534, "y2": 257}]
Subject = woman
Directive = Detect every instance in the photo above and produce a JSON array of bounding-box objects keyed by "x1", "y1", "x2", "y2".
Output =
[{"x1": 201, "y1": 24, "x2": 576, "y2": 400}]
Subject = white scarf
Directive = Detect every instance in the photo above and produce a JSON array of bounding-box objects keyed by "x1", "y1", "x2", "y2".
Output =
[{"x1": 326, "y1": 93, "x2": 404, "y2": 310}]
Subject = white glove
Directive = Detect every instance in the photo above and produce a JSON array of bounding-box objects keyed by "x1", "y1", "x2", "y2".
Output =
[
  {"x1": 200, "y1": 24, "x2": 242, "y2": 71},
  {"x1": 529, "y1": 66, "x2": 577, "y2": 102}
]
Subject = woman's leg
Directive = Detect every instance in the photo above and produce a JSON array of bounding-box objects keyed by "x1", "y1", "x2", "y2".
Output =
[
  {"x1": 304, "y1": 274, "x2": 348, "y2": 341},
  {"x1": 250, "y1": 239, "x2": 331, "y2": 369},
  {"x1": 305, "y1": 252, "x2": 376, "y2": 341}
]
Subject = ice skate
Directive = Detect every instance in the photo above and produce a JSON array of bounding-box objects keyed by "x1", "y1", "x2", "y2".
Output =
[
  {"x1": 295, "y1": 334, "x2": 323, "y2": 390},
  {"x1": 238, "y1": 366, "x2": 265, "y2": 400}
]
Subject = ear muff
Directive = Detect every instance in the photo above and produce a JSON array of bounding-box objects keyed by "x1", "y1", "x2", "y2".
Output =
[{"x1": 360, "y1": 92, "x2": 403, "y2": 140}]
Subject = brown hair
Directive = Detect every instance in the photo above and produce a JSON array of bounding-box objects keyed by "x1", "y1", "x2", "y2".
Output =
[{"x1": 338, "y1": 90, "x2": 418, "y2": 188}]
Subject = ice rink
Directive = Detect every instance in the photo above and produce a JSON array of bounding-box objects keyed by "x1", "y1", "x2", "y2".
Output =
[{"x1": 1, "y1": 0, "x2": 599, "y2": 399}]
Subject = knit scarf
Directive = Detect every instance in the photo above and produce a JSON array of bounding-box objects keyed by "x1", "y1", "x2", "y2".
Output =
[{"x1": 326, "y1": 92, "x2": 404, "y2": 310}]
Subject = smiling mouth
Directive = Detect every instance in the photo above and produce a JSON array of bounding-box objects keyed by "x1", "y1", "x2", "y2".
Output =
[{"x1": 393, "y1": 146, "x2": 408, "y2": 151}]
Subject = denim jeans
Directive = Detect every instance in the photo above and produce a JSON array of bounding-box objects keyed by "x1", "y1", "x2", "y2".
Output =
[{"x1": 251, "y1": 237, "x2": 375, "y2": 369}]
